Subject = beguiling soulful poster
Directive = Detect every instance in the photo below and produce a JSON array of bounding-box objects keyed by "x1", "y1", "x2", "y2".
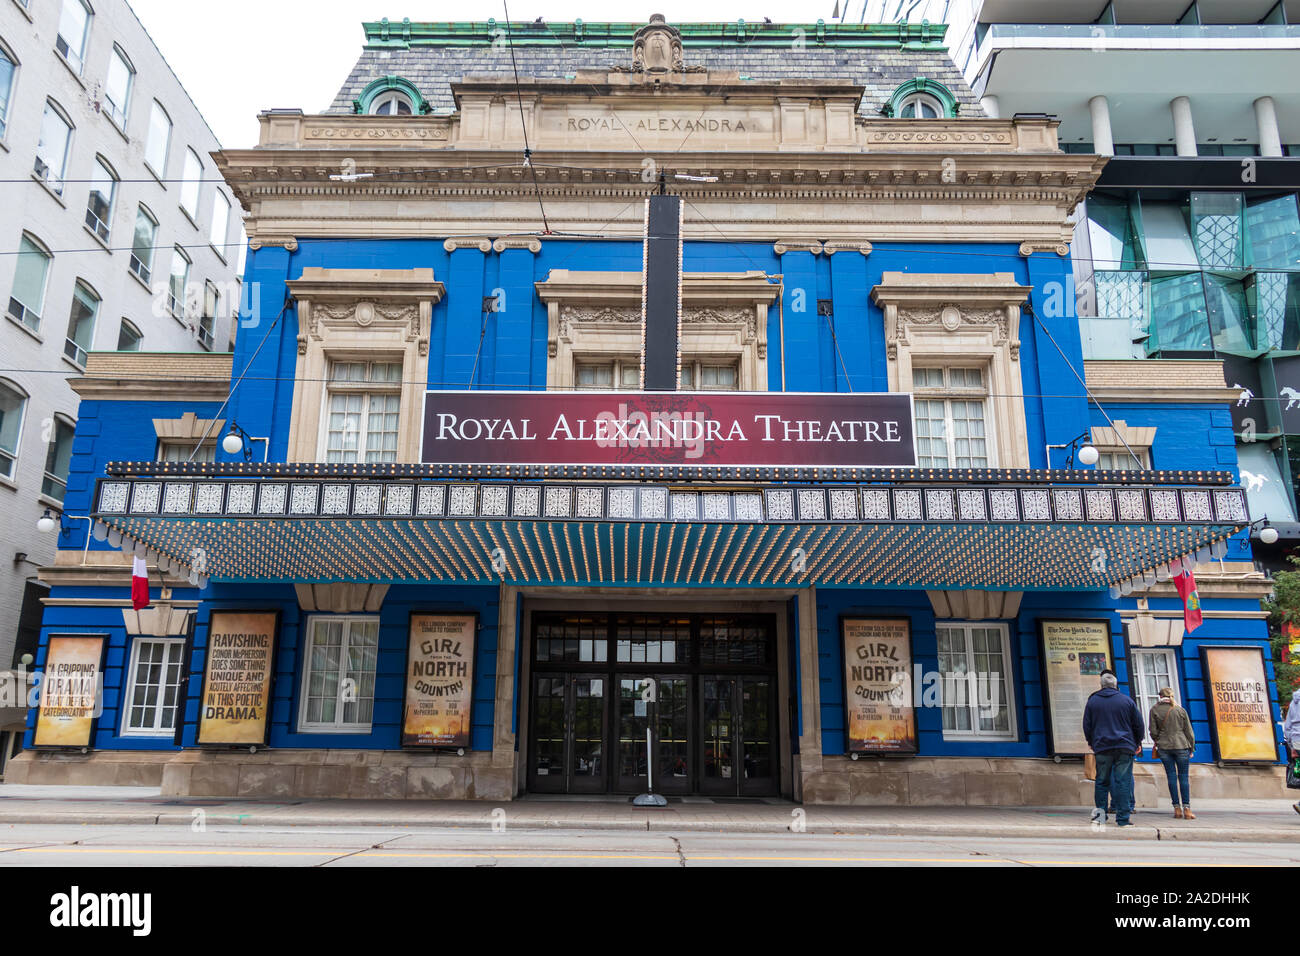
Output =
[
  {"x1": 196, "y1": 611, "x2": 278, "y2": 746},
  {"x1": 1202, "y1": 646, "x2": 1276, "y2": 762},
  {"x1": 842, "y1": 618, "x2": 917, "y2": 753},
  {"x1": 403, "y1": 613, "x2": 477, "y2": 748},
  {"x1": 33, "y1": 635, "x2": 106, "y2": 748},
  {"x1": 1039, "y1": 619, "x2": 1113, "y2": 755}
]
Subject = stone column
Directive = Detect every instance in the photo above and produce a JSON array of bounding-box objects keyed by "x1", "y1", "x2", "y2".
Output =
[
  {"x1": 1254, "y1": 96, "x2": 1283, "y2": 157},
  {"x1": 1171, "y1": 96, "x2": 1198, "y2": 157},
  {"x1": 980, "y1": 94, "x2": 1000, "y2": 119},
  {"x1": 1088, "y1": 95, "x2": 1114, "y2": 156},
  {"x1": 772, "y1": 240, "x2": 824, "y2": 392}
]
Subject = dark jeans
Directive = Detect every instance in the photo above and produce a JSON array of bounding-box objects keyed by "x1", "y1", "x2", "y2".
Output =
[
  {"x1": 1095, "y1": 749, "x2": 1135, "y2": 825},
  {"x1": 1158, "y1": 748, "x2": 1192, "y2": 806}
]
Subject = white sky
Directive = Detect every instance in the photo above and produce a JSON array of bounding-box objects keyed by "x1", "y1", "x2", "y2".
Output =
[{"x1": 129, "y1": 1, "x2": 845, "y2": 148}]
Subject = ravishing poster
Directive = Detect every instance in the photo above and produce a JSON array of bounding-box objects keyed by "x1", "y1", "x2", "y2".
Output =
[
  {"x1": 842, "y1": 618, "x2": 916, "y2": 753},
  {"x1": 196, "y1": 611, "x2": 277, "y2": 746},
  {"x1": 1202, "y1": 646, "x2": 1276, "y2": 762},
  {"x1": 403, "y1": 613, "x2": 477, "y2": 748},
  {"x1": 33, "y1": 635, "x2": 106, "y2": 748},
  {"x1": 1040, "y1": 619, "x2": 1113, "y2": 755}
]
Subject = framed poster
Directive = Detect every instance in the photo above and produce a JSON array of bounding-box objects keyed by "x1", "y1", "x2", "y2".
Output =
[
  {"x1": 33, "y1": 634, "x2": 108, "y2": 750},
  {"x1": 1201, "y1": 645, "x2": 1277, "y2": 763},
  {"x1": 196, "y1": 610, "x2": 279, "y2": 747},
  {"x1": 1039, "y1": 619, "x2": 1113, "y2": 756},
  {"x1": 402, "y1": 613, "x2": 477, "y2": 749},
  {"x1": 841, "y1": 617, "x2": 917, "y2": 754}
]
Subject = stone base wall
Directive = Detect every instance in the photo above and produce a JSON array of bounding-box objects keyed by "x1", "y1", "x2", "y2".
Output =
[
  {"x1": 800, "y1": 756, "x2": 1287, "y2": 806},
  {"x1": 5, "y1": 749, "x2": 517, "y2": 800}
]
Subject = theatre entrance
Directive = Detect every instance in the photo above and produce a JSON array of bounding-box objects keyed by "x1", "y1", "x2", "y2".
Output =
[{"x1": 526, "y1": 612, "x2": 779, "y2": 797}]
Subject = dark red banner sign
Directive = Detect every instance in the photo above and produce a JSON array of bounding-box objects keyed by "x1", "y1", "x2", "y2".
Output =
[{"x1": 422, "y1": 391, "x2": 916, "y2": 467}]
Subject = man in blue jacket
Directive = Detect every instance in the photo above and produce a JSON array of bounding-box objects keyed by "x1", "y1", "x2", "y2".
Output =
[{"x1": 1083, "y1": 671, "x2": 1146, "y2": 827}]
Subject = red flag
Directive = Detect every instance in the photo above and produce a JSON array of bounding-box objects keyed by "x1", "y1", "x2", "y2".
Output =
[
  {"x1": 1171, "y1": 559, "x2": 1202, "y2": 633},
  {"x1": 131, "y1": 555, "x2": 150, "y2": 610}
]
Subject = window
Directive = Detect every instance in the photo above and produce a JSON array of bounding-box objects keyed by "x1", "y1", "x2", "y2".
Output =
[
  {"x1": 354, "y1": 76, "x2": 426, "y2": 116},
  {"x1": 886, "y1": 78, "x2": 957, "y2": 119},
  {"x1": 7, "y1": 233, "x2": 51, "y2": 330},
  {"x1": 34, "y1": 100, "x2": 72, "y2": 194},
  {"x1": 1132, "y1": 648, "x2": 1179, "y2": 747},
  {"x1": 913, "y1": 366, "x2": 990, "y2": 468},
  {"x1": 167, "y1": 246, "x2": 190, "y2": 317},
  {"x1": 85, "y1": 156, "x2": 117, "y2": 241},
  {"x1": 41, "y1": 415, "x2": 74, "y2": 500},
  {"x1": 129, "y1": 205, "x2": 157, "y2": 283},
  {"x1": 575, "y1": 358, "x2": 639, "y2": 389},
  {"x1": 103, "y1": 45, "x2": 133, "y2": 127},
  {"x1": 936, "y1": 622, "x2": 1015, "y2": 739},
  {"x1": 209, "y1": 191, "x2": 230, "y2": 253},
  {"x1": 899, "y1": 93, "x2": 941, "y2": 118},
  {"x1": 122, "y1": 638, "x2": 185, "y2": 736},
  {"x1": 369, "y1": 91, "x2": 413, "y2": 115},
  {"x1": 0, "y1": 44, "x2": 15, "y2": 138},
  {"x1": 680, "y1": 360, "x2": 739, "y2": 390},
  {"x1": 55, "y1": 0, "x2": 91, "y2": 74},
  {"x1": 158, "y1": 440, "x2": 214, "y2": 462},
  {"x1": 199, "y1": 281, "x2": 217, "y2": 349},
  {"x1": 1096, "y1": 448, "x2": 1150, "y2": 471},
  {"x1": 298, "y1": 617, "x2": 379, "y2": 732},
  {"x1": 117, "y1": 318, "x2": 141, "y2": 351},
  {"x1": 0, "y1": 380, "x2": 26, "y2": 480},
  {"x1": 180, "y1": 148, "x2": 202, "y2": 220},
  {"x1": 144, "y1": 100, "x2": 170, "y2": 175},
  {"x1": 323, "y1": 360, "x2": 402, "y2": 462},
  {"x1": 64, "y1": 281, "x2": 98, "y2": 366}
]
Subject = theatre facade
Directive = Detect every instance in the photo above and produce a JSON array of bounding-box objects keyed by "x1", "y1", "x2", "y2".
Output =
[{"x1": 11, "y1": 18, "x2": 1288, "y2": 804}]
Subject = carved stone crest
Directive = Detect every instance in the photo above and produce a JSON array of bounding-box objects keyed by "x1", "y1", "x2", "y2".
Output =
[{"x1": 632, "y1": 14, "x2": 685, "y2": 73}]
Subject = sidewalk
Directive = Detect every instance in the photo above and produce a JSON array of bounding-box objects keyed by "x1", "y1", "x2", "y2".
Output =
[{"x1": 1, "y1": 785, "x2": 1297, "y2": 841}]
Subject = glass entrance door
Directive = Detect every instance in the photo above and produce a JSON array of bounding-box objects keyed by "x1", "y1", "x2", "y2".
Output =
[
  {"x1": 700, "y1": 675, "x2": 777, "y2": 796},
  {"x1": 615, "y1": 676, "x2": 692, "y2": 794},
  {"x1": 527, "y1": 674, "x2": 607, "y2": 794}
]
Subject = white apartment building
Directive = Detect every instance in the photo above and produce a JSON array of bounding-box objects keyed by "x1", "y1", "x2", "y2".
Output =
[{"x1": 0, "y1": 0, "x2": 243, "y2": 766}]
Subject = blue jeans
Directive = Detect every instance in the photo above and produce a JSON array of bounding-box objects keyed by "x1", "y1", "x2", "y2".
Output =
[
  {"x1": 1095, "y1": 750, "x2": 1135, "y2": 825},
  {"x1": 1158, "y1": 748, "x2": 1191, "y2": 806}
]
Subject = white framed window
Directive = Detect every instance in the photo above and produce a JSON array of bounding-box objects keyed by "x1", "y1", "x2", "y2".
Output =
[
  {"x1": 0, "y1": 42, "x2": 16, "y2": 139},
  {"x1": 35, "y1": 99, "x2": 73, "y2": 194},
  {"x1": 899, "y1": 92, "x2": 941, "y2": 118},
  {"x1": 129, "y1": 204, "x2": 157, "y2": 283},
  {"x1": 180, "y1": 148, "x2": 202, "y2": 220},
  {"x1": 144, "y1": 100, "x2": 170, "y2": 176},
  {"x1": 85, "y1": 155, "x2": 117, "y2": 241},
  {"x1": 41, "y1": 413, "x2": 74, "y2": 500},
  {"x1": 1096, "y1": 447, "x2": 1151, "y2": 470},
  {"x1": 199, "y1": 280, "x2": 217, "y2": 350},
  {"x1": 8, "y1": 232, "x2": 52, "y2": 330},
  {"x1": 157, "y1": 439, "x2": 214, "y2": 462},
  {"x1": 323, "y1": 360, "x2": 402, "y2": 462},
  {"x1": 122, "y1": 637, "x2": 185, "y2": 736},
  {"x1": 0, "y1": 379, "x2": 27, "y2": 480},
  {"x1": 936, "y1": 622, "x2": 1016, "y2": 740},
  {"x1": 209, "y1": 191, "x2": 230, "y2": 254},
  {"x1": 64, "y1": 280, "x2": 98, "y2": 366},
  {"x1": 914, "y1": 366, "x2": 991, "y2": 468},
  {"x1": 117, "y1": 318, "x2": 141, "y2": 351},
  {"x1": 369, "y1": 91, "x2": 412, "y2": 115},
  {"x1": 1132, "y1": 647, "x2": 1180, "y2": 747},
  {"x1": 298, "y1": 616, "x2": 379, "y2": 733},
  {"x1": 575, "y1": 358, "x2": 639, "y2": 389},
  {"x1": 55, "y1": 0, "x2": 91, "y2": 74},
  {"x1": 103, "y1": 44, "x2": 133, "y2": 127},
  {"x1": 679, "y1": 359, "x2": 739, "y2": 390},
  {"x1": 167, "y1": 246, "x2": 190, "y2": 317}
]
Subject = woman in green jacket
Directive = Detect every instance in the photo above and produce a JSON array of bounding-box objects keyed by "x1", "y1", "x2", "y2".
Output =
[{"x1": 1148, "y1": 688, "x2": 1196, "y2": 819}]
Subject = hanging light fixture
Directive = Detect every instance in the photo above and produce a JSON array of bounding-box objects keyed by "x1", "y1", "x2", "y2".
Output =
[{"x1": 36, "y1": 509, "x2": 57, "y2": 534}]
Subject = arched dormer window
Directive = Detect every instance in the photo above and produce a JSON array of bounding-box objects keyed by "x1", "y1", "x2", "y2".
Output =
[
  {"x1": 882, "y1": 78, "x2": 960, "y2": 119},
  {"x1": 353, "y1": 76, "x2": 430, "y2": 116}
]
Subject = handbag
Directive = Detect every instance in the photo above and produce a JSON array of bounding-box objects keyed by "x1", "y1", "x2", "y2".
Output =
[
  {"x1": 1084, "y1": 753, "x2": 1097, "y2": 781},
  {"x1": 1287, "y1": 757, "x2": 1300, "y2": 790}
]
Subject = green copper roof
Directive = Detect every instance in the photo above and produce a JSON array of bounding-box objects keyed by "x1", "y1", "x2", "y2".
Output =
[{"x1": 361, "y1": 19, "x2": 949, "y2": 50}]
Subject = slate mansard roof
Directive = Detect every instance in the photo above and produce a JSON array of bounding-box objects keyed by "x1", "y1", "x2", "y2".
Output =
[{"x1": 326, "y1": 19, "x2": 983, "y2": 118}]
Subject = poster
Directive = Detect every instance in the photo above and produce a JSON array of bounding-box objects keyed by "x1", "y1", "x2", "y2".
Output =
[
  {"x1": 196, "y1": 611, "x2": 278, "y2": 746},
  {"x1": 1202, "y1": 646, "x2": 1276, "y2": 762},
  {"x1": 403, "y1": 613, "x2": 477, "y2": 748},
  {"x1": 33, "y1": 635, "x2": 106, "y2": 748},
  {"x1": 1040, "y1": 619, "x2": 1113, "y2": 755},
  {"x1": 842, "y1": 618, "x2": 916, "y2": 753}
]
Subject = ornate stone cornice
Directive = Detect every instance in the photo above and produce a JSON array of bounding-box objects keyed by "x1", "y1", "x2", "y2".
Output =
[
  {"x1": 285, "y1": 267, "x2": 445, "y2": 357},
  {"x1": 872, "y1": 272, "x2": 1032, "y2": 362}
]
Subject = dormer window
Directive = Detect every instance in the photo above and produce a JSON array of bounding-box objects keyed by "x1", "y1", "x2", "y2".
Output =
[
  {"x1": 884, "y1": 78, "x2": 960, "y2": 120},
  {"x1": 898, "y1": 93, "x2": 942, "y2": 119},
  {"x1": 353, "y1": 76, "x2": 429, "y2": 116},
  {"x1": 370, "y1": 91, "x2": 413, "y2": 116}
]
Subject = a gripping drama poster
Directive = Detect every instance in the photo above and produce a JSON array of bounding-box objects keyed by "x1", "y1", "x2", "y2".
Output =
[
  {"x1": 33, "y1": 635, "x2": 107, "y2": 748},
  {"x1": 1040, "y1": 619, "x2": 1113, "y2": 755},
  {"x1": 842, "y1": 618, "x2": 917, "y2": 753},
  {"x1": 1202, "y1": 646, "x2": 1277, "y2": 762},
  {"x1": 402, "y1": 614, "x2": 477, "y2": 748},
  {"x1": 196, "y1": 611, "x2": 278, "y2": 746}
]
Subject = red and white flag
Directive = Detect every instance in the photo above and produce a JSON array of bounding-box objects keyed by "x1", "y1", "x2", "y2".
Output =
[
  {"x1": 1171, "y1": 558, "x2": 1202, "y2": 634},
  {"x1": 131, "y1": 555, "x2": 150, "y2": 611}
]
